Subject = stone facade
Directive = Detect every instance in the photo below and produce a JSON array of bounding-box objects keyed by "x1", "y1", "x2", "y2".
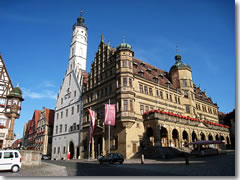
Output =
[{"x1": 81, "y1": 37, "x2": 231, "y2": 159}]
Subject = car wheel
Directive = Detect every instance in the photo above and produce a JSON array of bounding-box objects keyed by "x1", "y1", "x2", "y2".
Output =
[{"x1": 11, "y1": 165, "x2": 19, "y2": 173}]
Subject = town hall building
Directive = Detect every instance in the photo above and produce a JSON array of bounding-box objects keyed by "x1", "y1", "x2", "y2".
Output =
[{"x1": 80, "y1": 35, "x2": 231, "y2": 159}]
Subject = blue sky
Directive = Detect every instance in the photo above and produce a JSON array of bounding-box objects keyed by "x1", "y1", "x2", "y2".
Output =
[{"x1": 0, "y1": 0, "x2": 235, "y2": 139}]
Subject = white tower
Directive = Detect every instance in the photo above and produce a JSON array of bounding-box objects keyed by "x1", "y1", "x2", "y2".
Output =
[
  {"x1": 68, "y1": 11, "x2": 88, "y2": 72},
  {"x1": 52, "y1": 12, "x2": 88, "y2": 160}
]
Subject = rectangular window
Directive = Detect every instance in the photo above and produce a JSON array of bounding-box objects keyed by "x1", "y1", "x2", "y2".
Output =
[
  {"x1": 58, "y1": 147, "x2": 60, "y2": 154},
  {"x1": 109, "y1": 85, "x2": 112, "y2": 94},
  {"x1": 166, "y1": 93, "x2": 169, "y2": 100},
  {"x1": 149, "y1": 88, "x2": 153, "y2": 96},
  {"x1": 129, "y1": 78, "x2": 132, "y2": 87},
  {"x1": 57, "y1": 113, "x2": 59, "y2": 120},
  {"x1": 145, "y1": 106, "x2": 149, "y2": 112},
  {"x1": 123, "y1": 78, "x2": 127, "y2": 87},
  {"x1": 182, "y1": 79, "x2": 187, "y2": 87},
  {"x1": 170, "y1": 94, "x2": 172, "y2": 102},
  {"x1": 77, "y1": 105, "x2": 80, "y2": 113},
  {"x1": 144, "y1": 86, "x2": 148, "y2": 94},
  {"x1": 60, "y1": 125, "x2": 62, "y2": 133},
  {"x1": 65, "y1": 124, "x2": 67, "y2": 132},
  {"x1": 55, "y1": 126, "x2": 58, "y2": 134},
  {"x1": 66, "y1": 109, "x2": 68, "y2": 117},
  {"x1": 74, "y1": 91, "x2": 77, "y2": 97},
  {"x1": 185, "y1": 105, "x2": 190, "y2": 113},
  {"x1": 4, "y1": 152, "x2": 13, "y2": 159},
  {"x1": 123, "y1": 60, "x2": 127, "y2": 67},
  {"x1": 72, "y1": 106, "x2": 74, "y2": 115},
  {"x1": 184, "y1": 90, "x2": 188, "y2": 98},
  {"x1": 54, "y1": 147, "x2": 56, "y2": 154},
  {"x1": 61, "y1": 111, "x2": 63, "y2": 118},
  {"x1": 156, "y1": 89, "x2": 159, "y2": 97},
  {"x1": 160, "y1": 91, "x2": 163, "y2": 99},
  {"x1": 61, "y1": 98, "x2": 63, "y2": 105},
  {"x1": 139, "y1": 84, "x2": 143, "y2": 93},
  {"x1": 130, "y1": 100, "x2": 133, "y2": 112},
  {"x1": 124, "y1": 100, "x2": 128, "y2": 111},
  {"x1": 140, "y1": 105, "x2": 144, "y2": 115}
]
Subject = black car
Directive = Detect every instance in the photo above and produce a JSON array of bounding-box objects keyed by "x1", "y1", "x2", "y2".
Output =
[
  {"x1": 41, "y1": 155, "x2": 51, "y2": 160},
  {"x1": 98, "y1": 153, "x2": 124, "y2": 164}
]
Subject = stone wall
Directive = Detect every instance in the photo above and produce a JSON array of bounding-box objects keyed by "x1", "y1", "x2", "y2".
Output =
[{"x1": 19, "y1": 150, "x2": 41, "y2": 166}]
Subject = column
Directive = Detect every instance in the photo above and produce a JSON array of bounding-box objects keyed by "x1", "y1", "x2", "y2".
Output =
[
  {"x1": 74, "y1": 146, "x2": 77, "y2": 159},
  {"x1": 91, "y1": 137, "x2": 95, "y2": 159},
  {"x1": 154, "y1": 124, "x2": 161, "y2": 146},
  {"x1": 102, "y1": 136, "x2": 106, "y2": 155}
]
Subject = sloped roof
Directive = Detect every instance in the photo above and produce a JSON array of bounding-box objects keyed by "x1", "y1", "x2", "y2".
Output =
[{"x1": 132, "y1": 57, "x2": 176, "y2": 89}]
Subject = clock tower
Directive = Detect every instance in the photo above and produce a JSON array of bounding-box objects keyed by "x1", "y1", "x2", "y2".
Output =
[{"x1": 52, "y1": 12, "x2": 88, "y2": 160}]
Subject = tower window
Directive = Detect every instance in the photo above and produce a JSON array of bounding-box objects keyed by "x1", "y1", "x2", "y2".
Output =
[
  {"x1": 139, "y1": 84, "x2": 143, "y2": 93},
  {"x1": 184, "y1": 90, "x2": 189, "y2": 98},
  {"x1": 124, "y1": 100, "x2": 128, "y2": 111},
  {"x1": 182, "y1": 80, "x2": 187, "y2": 87}
]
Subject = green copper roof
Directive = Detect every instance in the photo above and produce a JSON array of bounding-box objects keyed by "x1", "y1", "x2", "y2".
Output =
[
  {"x1": 170, "y1": 54, "x2": 192, "y2": 72},
  {"x1": 7, "y1": 87, "x2": 24, "y2": 101},
  {"x1": 116, "y1": 43, "x2": 132, "y2": 50}
]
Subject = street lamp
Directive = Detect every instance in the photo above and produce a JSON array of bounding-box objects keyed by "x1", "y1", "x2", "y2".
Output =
[{"x1": 4, "y1": 86, "x2": 24, "y2": 141}]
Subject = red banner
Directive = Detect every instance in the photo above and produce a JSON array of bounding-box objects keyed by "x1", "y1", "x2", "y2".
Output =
[
  {"x1": 104, "y1": 104, "x2": 115, "y2": 126},
  {"x1": 88, "y1": 108, "x2": 96, "y2": 143}
]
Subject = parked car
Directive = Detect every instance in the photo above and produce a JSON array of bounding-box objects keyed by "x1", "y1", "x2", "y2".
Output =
[
  {"x1": 0, "y1": 150, "x2": 22, "y2": 172},
  {"x1": 98, "y1": 153, "x2": 124, "y2": 164},
  {"x1": 41, "y1": 155, "x2": 51, "y2": 160}
]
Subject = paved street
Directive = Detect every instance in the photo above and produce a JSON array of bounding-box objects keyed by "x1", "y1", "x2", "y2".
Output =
[{"x1": 0, "y1": 150, "x2": 235, "y2": 176}]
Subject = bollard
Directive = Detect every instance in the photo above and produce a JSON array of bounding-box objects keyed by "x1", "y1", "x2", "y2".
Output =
[
  {"x1": 141, "y1": 154, "x2": 144, "y2": 164},
  {"x1": 67, "y1": 152, "x2": 70, "y2": 160}
]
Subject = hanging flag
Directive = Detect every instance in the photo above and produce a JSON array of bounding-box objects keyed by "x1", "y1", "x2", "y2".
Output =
[
  {"x1": 104, "y1": 104, "x2": 116, "y2": 126},
  {"x1": 88, "y1": 108, "x2": 96, "y2": 143}
]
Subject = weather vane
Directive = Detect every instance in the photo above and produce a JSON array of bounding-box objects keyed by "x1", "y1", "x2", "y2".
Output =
[
  {"x1": 80, "y1": 10, "x2": 83, "y2": 16},
  {"x1": 176, "y1": 45, "x2": 179, "y2": 54}
]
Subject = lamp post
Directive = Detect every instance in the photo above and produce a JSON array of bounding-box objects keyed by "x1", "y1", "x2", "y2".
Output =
[{"x1": 4, "y1": 86, "x2": 24, "y2": 141}]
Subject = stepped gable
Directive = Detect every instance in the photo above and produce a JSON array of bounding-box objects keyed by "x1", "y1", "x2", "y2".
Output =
[
  {"x1": 132, "y1": 57, "x2": 176, "y2": 89},
  {"x1": 45, "y1": 108, "x2": 55, "y2": 126}
]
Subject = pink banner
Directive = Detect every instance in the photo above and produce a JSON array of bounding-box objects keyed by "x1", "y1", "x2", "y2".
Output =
[
  {"x1": 104, "y1": 104, "x2": 116, "y2": 126},
  {"x1": 88, "y1": 108, "x2": 96, "y2": 143}
]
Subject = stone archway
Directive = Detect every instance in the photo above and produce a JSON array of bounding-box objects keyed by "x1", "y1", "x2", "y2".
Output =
[
  {"x1": 192, "y1": 131, "x2": 197, "y2": 142},
  {"x1": 69, "y1": 141, "x2": 74, "y2": 159},
  {"x1": 182, "y1": 130, "x2": 188, "y2": 143},
  {"x1": 200, "y1": 132, "x2": 206, "y2": 140},
  {"x1": 146, "y1": 127, "x2": 154, "y2": 146},
  {"x1": 208, "y1": 133, "x2": 213, "y2": 140},
  {"x1": 220, "y1": 135, "x2": 224, "y2": 141},
  {"x1": 216, "y1": 134, "x2": 219, "y2": 140},
  {"x1": 160, "y1": 127, "x2": 168, "y2": 147},
  {"x1": 172, "y1": 129, "x2": 179, "y2": 147}
]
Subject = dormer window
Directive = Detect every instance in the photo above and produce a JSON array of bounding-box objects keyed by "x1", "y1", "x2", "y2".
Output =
[
  {"x1": 159, "y1": 73, "x2": 164, "y2": 78},
  {"x1": 153, "y1": 76, "x2": 158, "y2": 83},
  {"x1": 146, "y1": 68, "x2": 151, "y2": 74},
  {"x1": 153, "y1": 67, "x2": 157, "y2": 72},
  {"x1": 138, "y1": 70, "x2": 144, "y2": 77},
  {"x1": 140, "y1": 62, "x2": 145, "y2": 67},
  {"x1": 133, "y1": 62, "x2": 138, "y2": 67}
]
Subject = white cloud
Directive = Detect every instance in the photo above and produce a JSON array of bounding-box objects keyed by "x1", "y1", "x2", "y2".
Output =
[
  {"x1": 22, "y1": 88, "x2": 57, "y2": 100},
  {"x1": 41, "y1": 81, "x2": 56, "y2": 88}
]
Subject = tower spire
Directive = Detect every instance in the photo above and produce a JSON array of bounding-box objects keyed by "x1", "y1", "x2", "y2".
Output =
[{"x1": 122, "y1": 33, "x2": 126, "y2": 43}]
